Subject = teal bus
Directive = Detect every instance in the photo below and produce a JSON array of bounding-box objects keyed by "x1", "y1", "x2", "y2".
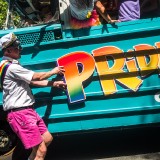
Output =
[{"x1": 0, "y1": 0, "x2": 160, "y2": 155}]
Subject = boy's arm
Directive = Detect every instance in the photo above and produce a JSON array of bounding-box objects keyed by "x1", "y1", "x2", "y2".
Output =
[
  {"x1": 30, "y1": 80, "x2": 67, "y2": 89},
  {"x1": 32, "y1": 66, "x2": 65, "y2": 81}
]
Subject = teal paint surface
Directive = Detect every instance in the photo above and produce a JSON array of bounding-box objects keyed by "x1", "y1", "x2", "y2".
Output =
[{"x1": 0, "y1": 17, "x2": 160, "y2": 134}]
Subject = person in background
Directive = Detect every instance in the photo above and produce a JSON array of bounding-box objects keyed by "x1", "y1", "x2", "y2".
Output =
[
  {"x1": 40, "y1": 5, "x2": 53, "y2": 23},
  {"x1": 95, "y1": 0, "x2": 119, "y2": 24},
  {"x1": 69, "y1": 0, "x2": 101, "y2": 29},
  {"x1": 102, "y1": 0, "x2": 118, "y2": 11},
  {"x1": 32, "y1": 0, "x2": 54, "y2": 23},
  {"x1": 95, "y1": 0, "x2": 140, "y2": 23},
  {"x1": 118, "y1": 0, "x2": 140, "y2": 22},
  {"x1": 0, "y1": 32, "x2": 67, "y2": 160}
]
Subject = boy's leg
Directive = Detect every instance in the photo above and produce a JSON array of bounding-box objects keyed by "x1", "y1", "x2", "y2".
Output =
[
  {"x1": 42, "y1": 131, "x2": 53, "y2": 147},
  {"x1": 29, "y1": 141, "x2": 47, "y2": 160},
  {"x1": 29, "y1": 131, "x2": 53, "y2": 160}
]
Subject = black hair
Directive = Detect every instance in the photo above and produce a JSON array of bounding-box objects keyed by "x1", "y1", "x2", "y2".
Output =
[{"x1": 86, "y1": 0, "x2": 89, "y2": 7}]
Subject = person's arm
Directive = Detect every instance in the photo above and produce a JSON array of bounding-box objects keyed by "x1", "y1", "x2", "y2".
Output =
[
  {"x1": 32, "y1": 66, "x2": 65, "y2": 81},
  {"x1": 95, "y1": 0, "x2": 119, "y2": 23},
  {"x1": 30, "y1": 80, "x2": 67, "y2": 89}
]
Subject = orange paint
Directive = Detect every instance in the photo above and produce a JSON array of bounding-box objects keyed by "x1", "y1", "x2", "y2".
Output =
[{"x1": 92, "y1": 46, "x2": 142, "y2": 95}]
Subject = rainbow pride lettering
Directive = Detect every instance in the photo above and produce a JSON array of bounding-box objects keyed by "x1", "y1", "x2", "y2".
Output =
[
  {"x1": 57, "y1": 42, "x2": 160, "y2": 104},
  {"x1": 57, "y1": 52, "x2": 95, "y2": 103}
]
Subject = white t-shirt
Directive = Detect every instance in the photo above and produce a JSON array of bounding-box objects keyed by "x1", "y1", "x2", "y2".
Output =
[
  {"x1": 69, "y1": 0, "x2": 97, "y2": 20},
  {"x1": 1, "y1": 56, "x2": 35, "y2": 111}
]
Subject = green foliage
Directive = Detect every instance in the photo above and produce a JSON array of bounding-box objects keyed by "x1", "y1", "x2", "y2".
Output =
[
  {"x1": 12, "y1": 11, "x2": 21, "y2": 27},
  {"x1": 0, "y1": 0, "x2": 7, "y2": 28},
  {"x1": 0, "y1": 0, "x2": 21, "y2": 29}
]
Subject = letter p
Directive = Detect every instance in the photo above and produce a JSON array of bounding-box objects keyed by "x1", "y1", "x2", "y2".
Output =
[{"x1": 57, "y1": 52, "x2": 95, "y2": 103}]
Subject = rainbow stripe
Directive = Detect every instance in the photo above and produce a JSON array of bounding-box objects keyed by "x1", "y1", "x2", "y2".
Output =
[
  {"x1": 70, "y1": 10, "x2": 101, "y2": 29},
  {"x1": 0, "y1": 61, "x2": 12, "y2": 89},
  {"x1": 57, "y1": 52, "x2": 95, "y2": 103}
]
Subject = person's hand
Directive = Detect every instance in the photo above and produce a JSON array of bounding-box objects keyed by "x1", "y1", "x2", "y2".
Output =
[
  {"x1": 52, "y1": 66, "x2": 65, "y2": 75},
  {"x1": 53, "y1": 81, "x2": 67, "y2": 90},
  {"x1": 108, "y1": 19, "x2": 120, "y2": 24}
]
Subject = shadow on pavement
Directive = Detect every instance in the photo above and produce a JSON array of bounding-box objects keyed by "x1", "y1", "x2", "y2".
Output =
[{"x1": 45, "y1": 126, "x2": 160, "y2": 160}]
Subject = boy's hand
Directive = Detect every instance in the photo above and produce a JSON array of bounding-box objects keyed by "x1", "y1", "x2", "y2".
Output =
[
  {"x1": 52, "y1": 66, "x2": 65, "y2": 75},
  {"x1": 53, "y1": 81, "x2": 67, "y2": 90}
]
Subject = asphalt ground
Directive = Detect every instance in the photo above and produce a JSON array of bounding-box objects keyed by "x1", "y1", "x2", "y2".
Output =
[{"x1": 1, "y1": 126, "x2": 160, "y2": 160}]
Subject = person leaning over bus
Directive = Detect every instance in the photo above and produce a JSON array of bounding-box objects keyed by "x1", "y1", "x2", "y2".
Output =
[
  {"x1": 95, "y1": 0, "x2": 119, "y2": 24},
  {"x1": 0, "y1": 32, "x2": 67, "y2": 160},
  {"x1": 69, "y1": 0, "x2": 101, "y2": 29},
  {"x1": 118, "y1": 0, "x2": 140, "y2": 22},
  {"x1": 95, "y1": 0, "x2": 140, "y2": 23}
]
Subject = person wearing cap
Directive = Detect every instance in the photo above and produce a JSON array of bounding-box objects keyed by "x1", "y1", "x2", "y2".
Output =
[{"x1": 0, "y1": 32, "x2": 67, "y2": 160}]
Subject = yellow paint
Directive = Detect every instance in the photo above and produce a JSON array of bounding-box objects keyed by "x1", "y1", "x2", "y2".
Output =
[
  {"x1": 134, "y1": 44, "x2": 159, "y2": 77},
  {"x1": 92, "y1": 46, "x2": 142, "y2": 95}
]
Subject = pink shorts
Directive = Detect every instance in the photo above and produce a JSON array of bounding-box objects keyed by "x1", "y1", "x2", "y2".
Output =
[{"x1": 7, "y1": 108, "x2": 47, "y2": 149}]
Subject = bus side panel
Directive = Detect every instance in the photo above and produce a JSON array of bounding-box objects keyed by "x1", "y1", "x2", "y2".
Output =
[{"x1": 0, "y1": 19, "x2": 160, "y2": 134}]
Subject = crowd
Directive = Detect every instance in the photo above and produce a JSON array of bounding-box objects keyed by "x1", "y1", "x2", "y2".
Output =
[
  {"x1": 19, "y1": 0, "x2": 159, "y2": 29},
  {"x1": 68, "y1": 0, "x2": 159, "y2": 29}
]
